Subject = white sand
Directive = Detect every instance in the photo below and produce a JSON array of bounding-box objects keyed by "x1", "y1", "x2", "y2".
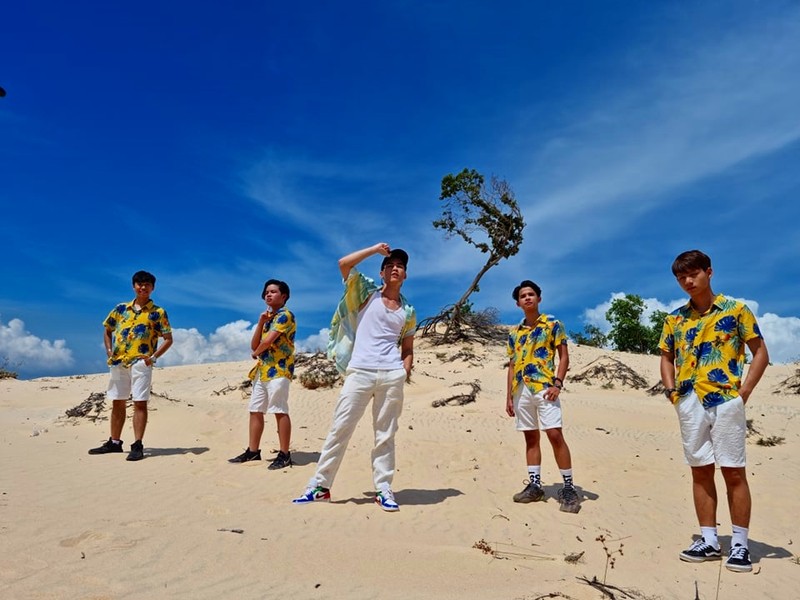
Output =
[{"x1": 1, "y1": 340, "x2": 798, "y2": 599}]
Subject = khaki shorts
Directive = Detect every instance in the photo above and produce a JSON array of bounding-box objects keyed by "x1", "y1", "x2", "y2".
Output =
[
  {"x1": 513, "y1": 385, "x2": 563, "y2": 431},
  {"x1": 248, "y1": 377, "x2": 291, "y2": 414},
  {"x1": 675, "y1": 391, "x2": 746, "y2": 468},
  {"x1": 108, "y1": 361, "x2": 153, "y2": 401}
]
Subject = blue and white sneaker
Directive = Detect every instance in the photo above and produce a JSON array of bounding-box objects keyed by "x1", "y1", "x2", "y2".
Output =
[
  {"x1": 679, "y1": 538, "x2": 722, "y2": 563},
  {"x1": 725, "y1": 544, "x2": 753, "y2": 573},
  {"x1": 375, "y1": 488, "x2": 399, "y2": 512},
  {"x1": 292, "y1": 485, "x2": 331, "y2": 505}
]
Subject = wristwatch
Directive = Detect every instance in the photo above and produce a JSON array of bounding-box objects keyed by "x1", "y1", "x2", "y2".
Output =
[{"x1": 663, "y1": 387, "x2": 677, "y2": 399}]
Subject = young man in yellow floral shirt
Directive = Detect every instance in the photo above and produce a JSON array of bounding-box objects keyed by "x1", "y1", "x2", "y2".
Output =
[
  {"x1": 506, "y1": 280, "x2": 579, "y2": 513},
  {"x1": 229, "y1": 279, "x2": 296, "y2": 470},
  {"x1": 659, "y1": 250, "x2": 769, "y2": 573},
  {"x1": 89, "y1": 271, "x2": 173, "y2": 461}
]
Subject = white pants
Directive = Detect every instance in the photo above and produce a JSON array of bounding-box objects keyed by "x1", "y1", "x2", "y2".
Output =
[{"x1": 311, "y1": 367, "x2": 406, "y2": 490}]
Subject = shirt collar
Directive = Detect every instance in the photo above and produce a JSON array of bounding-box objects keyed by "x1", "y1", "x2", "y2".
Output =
[
  {"x1": 125, "y1": 298, "x2": 154, "y2": 312},
  {"x1": 680, "y1": 293, "x2": 726, "y2": 317}
]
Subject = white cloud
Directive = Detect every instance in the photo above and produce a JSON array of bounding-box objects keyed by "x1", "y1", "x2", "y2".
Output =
[
  {"x1": 296, "y1": 328, "x2": 329, "y2": 353},
  {"x1": 579, "y1": 293, "x2": 799, "y2": 364},
  {"x1": 160, "y1": 322, "x2": 331, "y2": 367},
  {"x1": 161, "y1": 320, "x2": 254, "y2": 366},
  {"x1": 757, "y1": 313, "x2": 800, "y2": 365},
  {"x1": 0, "y1": 317, "x2": 74, "y2": 369}
]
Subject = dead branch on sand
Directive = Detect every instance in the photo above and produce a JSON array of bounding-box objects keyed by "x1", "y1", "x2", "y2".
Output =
[
  {"x1": 571, "y1": 356, "x2": 649, "y2": 390},
  {"x1": 64, "y1": 392, "x2": 106, "y2": 422},
  {"x1": 432, "y1": 381, "x2": 481, "y2": 407}
]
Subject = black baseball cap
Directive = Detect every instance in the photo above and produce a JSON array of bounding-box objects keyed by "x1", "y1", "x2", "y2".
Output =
[{"x1": 380, "y1": 248, "x2": 409, "y2": 270}]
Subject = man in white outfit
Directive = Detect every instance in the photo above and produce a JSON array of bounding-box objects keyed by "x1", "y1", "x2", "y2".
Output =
[{"x1": 293, "y1": 242, "x2": 416, "y2": 511}]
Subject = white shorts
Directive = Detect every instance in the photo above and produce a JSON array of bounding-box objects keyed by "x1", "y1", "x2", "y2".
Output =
[
  {"x1": 675, "y1": 391, "x2": 746, "y2": 468},
  {"x1": 107, "y1": 361, "x2": 153, "y2": 402},
  {"x1": 513, "y1": 385, "x2": 563, "y2": 431},
  {"x1": 248, "y1": 377, "x2": 290, "y2": 414}
]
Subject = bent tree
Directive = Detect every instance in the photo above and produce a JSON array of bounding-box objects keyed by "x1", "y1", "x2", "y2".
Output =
[{"x1": 420, "y1": 168, "x2": 525, "y2": 343}]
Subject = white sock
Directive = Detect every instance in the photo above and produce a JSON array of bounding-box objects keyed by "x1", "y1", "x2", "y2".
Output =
[
  {"x1": 527, "y1": 465, "x2": 541, "y2": 486},
  {"x1": 731, "y1": 525, "x2": 749, "y2": 549},
  {"x1": 560, "y1": 468, "x2": 574, "y2": 489},
  {"x1": 700, "y1": 526, "x2": 719, "y2": 549},
  {"x1": 111, "y1": 439, "x2": 122, "y2": 445}
]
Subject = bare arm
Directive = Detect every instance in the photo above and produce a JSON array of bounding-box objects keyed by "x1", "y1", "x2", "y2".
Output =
[
  {"x1": 145, "y1": 332, "x2": 173, "y2": 366},
  {"x1": 103, "y1": 328, "x2": 113, "y2": 360},
  {"x1": 660, "y1": 350, "x2": 677, "y2": 403},
  {"x1": 543, "y1": 343, "x2": 569, "y2": 401},
  {"x1": 740, "y1": 337, "x2": 769, "y2": 403},
  {"x1": 401, "y1": 334, "x2": 414, "y2": 382},
  {"x1": 338, "y1": 242, "x2": 391, "y2": 280},
  {"x1": 506, "y1": 360, "x2": 515, "y2": 417}
]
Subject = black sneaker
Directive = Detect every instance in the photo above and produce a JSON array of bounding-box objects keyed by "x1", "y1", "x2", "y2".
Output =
[
  {"x1": 228, "y1": 448, "x2": 262, "y2": 463},
  {"x1": 725, "y1": 544, "x2": 752, "y2": 573},
  {"x1": 557, "y1": 486, "x2": 581, "y2": 513},
  {"x1": 268, "y1": 451, "x2": 293, "y2": 470},
  {"x1": 512, "y1": 479, "x2": 545, "y2": 503},
  {"x1": 679, "y1": 538, "x2": 722, "y2": 563},
  {"x1": 126, "y1": 440, "x2": 144, "y2": 461},
  {"x1": 88, "y1": 438, "x2": 123, "y2": 455}
]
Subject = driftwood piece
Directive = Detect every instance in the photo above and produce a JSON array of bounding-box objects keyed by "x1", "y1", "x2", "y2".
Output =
[{"x1": 432, "y1": 381, "x2": 481, "y2": 407}]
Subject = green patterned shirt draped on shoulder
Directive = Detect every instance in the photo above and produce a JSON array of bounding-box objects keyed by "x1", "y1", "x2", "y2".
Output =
[{"x1": 327, "y1": 269, "x2": 416, "y2": 374}]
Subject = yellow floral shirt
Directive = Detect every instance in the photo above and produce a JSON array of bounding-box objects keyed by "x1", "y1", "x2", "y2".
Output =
[
  {"x1": 507, "y1": 314, "x2": 567, "y2": 395},
  {"x1": 104, "y1": 300, "x2": 171, "y2": 367},
  {"x1": 254, "y1": 306, "x2": 296, "y2": 381},
  {"x1": 658, "y1": 294, "x2": 762, "y2": 408}
]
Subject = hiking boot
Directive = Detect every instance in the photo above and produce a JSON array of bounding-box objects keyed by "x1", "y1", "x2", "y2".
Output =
[
  {"x1": 268, "y1": 451, "x2": 292, "y2": 470},
  {"x1": 375, "y1": 488, "x2": 400, "y2": 512},
  {"x1": 228, "y1": 448, "x2": 262, "y2": 463},
  {"x1": 126, "y1": 440, "x2": 144, "y2": 461},
  {"x1": 679, "y1": 538, "x2": 722, "y2": 563},
  {"x1": 292, "y1": 485, "x2": 331, "y2": 505},
  {"x1": 557, "y1": 486, "x2": 581, "y2": 513},
  {"x1": 513, "y1": 479, "x2": 545, "y2": 503},
  {"x1": 88, "y1": 438, "x2": 123, "y2": 455},
  {"x1": 725, "y1": 544, "x2": 752, "y2": 572}
]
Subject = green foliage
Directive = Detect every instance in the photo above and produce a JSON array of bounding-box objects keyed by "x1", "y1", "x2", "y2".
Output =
[
  {"x1": 570, "y1": 324, "x2": 608, "y2": 348},
  {"x1": 0, "y1": 356, "x2": 18, "y2": 379},
  {"x1": 423, "y1": 168, "x2": 525, "y2": 343},
  {"x1": 434, "y1": 168, "x2": 525, "y2": 261},
  {"x1": 605, "y1": 295, "x2": 664, "y2": 355}
]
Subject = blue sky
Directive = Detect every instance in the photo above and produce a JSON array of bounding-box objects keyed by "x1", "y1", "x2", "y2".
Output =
[{"x1": 2, "y1": 1, "x2": 799, "y2": 379}]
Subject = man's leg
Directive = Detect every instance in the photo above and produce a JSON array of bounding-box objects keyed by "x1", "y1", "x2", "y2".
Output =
[
  {"x1": 132, "y1": 401, "x2": 148, "y2": 442},
  {"x1": 691, "y1": 464, "x2": 718, "y2": 527},
  {"x1": 524, "y1": 430, "x2": 542, "y2": 467},
  {"x1": 110, "y1": 400, "x2": 127, "y2": 439},
  {"x1": 371, "y1": 369, "x2": 406, "y2": 490},
  {"x1": 312, "y1": 369, "x2": 375, "y2": 488},
  {"x1": 249, "y1": 412, "x2": 265, "y2": 451},
  {"x1": 721, "y1": 466, "x2": 751, "y2": 527},
  {"x1": 275, "y1": 413, "x2": 291, "y2": 454},
  {"x1": 545, "y1": 427, "x2": 572, "y2": 470}
]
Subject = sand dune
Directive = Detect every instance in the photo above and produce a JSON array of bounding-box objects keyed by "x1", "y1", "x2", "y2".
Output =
[{"x1": 1, "y1": 340, "x2": 797, "y2": 599}]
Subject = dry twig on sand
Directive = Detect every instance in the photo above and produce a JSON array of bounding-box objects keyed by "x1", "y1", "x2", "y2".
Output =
[
  {"x1": 64, "y1": 392, "x2": 106, "y2": 422},
  {"x1": 432, "y1": 381, "x2": 481, "y2": 407},
  {"x1": 572, "y1": 356, "x2": 649, "y2": 390}
]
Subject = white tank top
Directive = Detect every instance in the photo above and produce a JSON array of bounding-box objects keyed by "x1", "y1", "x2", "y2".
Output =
[{"x1": 348, "y1": 291, "x2": 406, "y2": 370}]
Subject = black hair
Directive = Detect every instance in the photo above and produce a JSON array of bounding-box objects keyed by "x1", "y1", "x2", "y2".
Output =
[
  {"x1": 132, "y1": 270, "x2": 156, "y2": 286},
  {"x1": 512, "y1": 279, "x2": 541, "y2": 301},
  {"x1": 671, "y1": 250, "x2": 711, "y2": 276},
  {"x1": 261, "y1": 279, "x2": 290, "y2": 300}
]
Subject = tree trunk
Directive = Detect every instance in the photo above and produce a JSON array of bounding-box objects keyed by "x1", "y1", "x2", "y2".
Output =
[{"x1": 442, "y1": 254, "x2": 501, "y2": 341}]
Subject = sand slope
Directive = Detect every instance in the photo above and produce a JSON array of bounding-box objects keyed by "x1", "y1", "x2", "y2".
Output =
[{"x1": 1, "y1": 340, "x2": 798, "y2": 599}]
